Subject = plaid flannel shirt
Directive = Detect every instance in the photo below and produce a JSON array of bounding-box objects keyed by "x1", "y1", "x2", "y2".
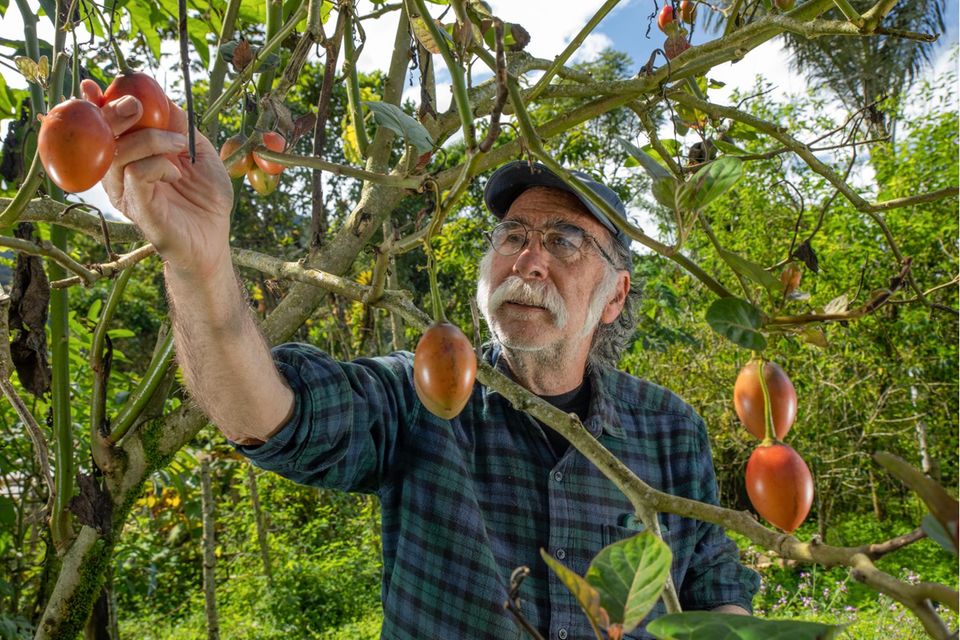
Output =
[{"x1": 233, "y1": 343, "x2": 759, "y2": 640}]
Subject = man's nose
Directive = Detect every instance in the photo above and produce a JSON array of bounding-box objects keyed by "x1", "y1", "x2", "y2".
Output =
[{"x1": 512, "y1": 230, "x2": 549, "y2": 279}]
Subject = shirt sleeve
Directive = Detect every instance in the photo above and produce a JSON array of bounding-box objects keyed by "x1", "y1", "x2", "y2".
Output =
[
  {"x1": 229, "y1": 342, "x2": 421, "y2": 493},
  {"x1": 679, "y1": 415, "x2": 761, "y2": 612}
]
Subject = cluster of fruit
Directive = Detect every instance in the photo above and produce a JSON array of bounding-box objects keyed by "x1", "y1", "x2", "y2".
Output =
[
  {"x1": 219, "y1": 131, "x2": 287, "y2": 195},
  {"x1": 734, "y1": 360, "x2": 814, "y2": 533},
  {"x1": 38, "y1": 72, "x2": 169, "y2": 193},
  {"x1": 656, "y1": 1, "x2": 695, "y2": 60}
]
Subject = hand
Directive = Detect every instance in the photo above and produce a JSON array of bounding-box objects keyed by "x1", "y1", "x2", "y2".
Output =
[{"x1": 81, "y1": 79, "x2": 235, "y2": 280}]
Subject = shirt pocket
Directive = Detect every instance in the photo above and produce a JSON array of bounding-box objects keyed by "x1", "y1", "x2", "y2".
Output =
[{"x1": 601, "y1": 513, "x2": 671, "y2": 547}]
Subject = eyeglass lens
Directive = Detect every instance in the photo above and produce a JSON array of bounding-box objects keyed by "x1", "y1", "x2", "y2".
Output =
[{"x1": 490, "y1": 221, "x2": 586, "y2": 258}]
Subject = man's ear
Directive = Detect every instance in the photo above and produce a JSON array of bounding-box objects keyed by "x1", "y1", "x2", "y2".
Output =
[{"x1": 600, "y1": 272, "x2": 630, "y2": 324}]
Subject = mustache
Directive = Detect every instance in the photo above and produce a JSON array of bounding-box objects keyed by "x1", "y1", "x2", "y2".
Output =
[{"x1": 487, "y1": 276, "x2": 567, "y2": 326}]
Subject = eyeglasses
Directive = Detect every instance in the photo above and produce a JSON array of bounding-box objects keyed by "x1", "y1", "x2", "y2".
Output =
[{"x1": 485, "y1": 220, "x2": 617, "y2": 266}]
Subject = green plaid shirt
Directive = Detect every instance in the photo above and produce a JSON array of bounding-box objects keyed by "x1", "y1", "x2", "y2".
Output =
[{"x1": 234, "y1": 343, "x2": 759, "y2": 640}]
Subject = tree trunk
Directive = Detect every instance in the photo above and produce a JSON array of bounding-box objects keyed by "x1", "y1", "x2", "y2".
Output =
[
  {"x1": 83, "y1": 584, "x2": 110, "y2": 640},
  {"x1": 911, "y1": 384, "x2": 936, "y2": 478},
  {"x1": 200, "y1": 458, "x2": 220, "y2": 640},
  {"x1": 245, "y1": 463, "x2": 273, "y2": 585}
]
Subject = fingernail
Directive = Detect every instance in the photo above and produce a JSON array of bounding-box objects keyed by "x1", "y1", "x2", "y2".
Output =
[{"x1": 116, "y1": 96, "x2": 139, "y2": 117}]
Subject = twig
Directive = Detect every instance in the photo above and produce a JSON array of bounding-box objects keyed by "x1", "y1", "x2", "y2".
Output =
[
  {"x1": 0, "y1": 374, "x2": 56, "y2": 523},
  {"x1": 177, "y1": 0, "x2": 196, "y2": 162},
  {"x1": 503, "y1": 567, "x2": 547, "y2": 640},
  {"x1": 0, "y1": 236, "x2": 98, "y2": 286},
  {"x1": 50, "y1": 244, "x2": 158, "y2": 289}
]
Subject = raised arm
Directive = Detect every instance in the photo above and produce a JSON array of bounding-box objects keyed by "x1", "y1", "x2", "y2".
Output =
[{"x1": 85, "y1": 81, "x2": 293, "y2": 444}]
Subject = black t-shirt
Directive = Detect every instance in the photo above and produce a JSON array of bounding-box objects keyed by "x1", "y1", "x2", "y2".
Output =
[{"x1": 537, "y1": 377, "x2": 591, "y2": 460}]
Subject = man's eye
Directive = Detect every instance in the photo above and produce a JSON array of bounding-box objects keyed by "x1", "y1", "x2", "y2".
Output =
[
  {"x1": 546, "y1": 233, "x2": 576, "y2": 249},
  {"x1": 503, "y1": 232, "x2": 526, "y2": 245}
]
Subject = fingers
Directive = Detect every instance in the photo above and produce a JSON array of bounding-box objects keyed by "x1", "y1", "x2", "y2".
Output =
[
  {"x1": 99, "y1": 95, "x2": 144, "y2": 136},
  {"x1": 80, "y1": 79, "x2": 103, "y2": 106},
  {"x1": 124, "y1": 156, "x2": 183, "y2": 192},
  {"x1": 166, "y1": 99, "x2": 188, "y2": 135},
  {"x1": 102, "y1": 128, "x2": 187, "y2": 201}
]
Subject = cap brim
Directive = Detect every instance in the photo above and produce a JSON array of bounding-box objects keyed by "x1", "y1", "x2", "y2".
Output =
[{"x1": 483, "y1": 161, "x2": 629, "y2": 251}]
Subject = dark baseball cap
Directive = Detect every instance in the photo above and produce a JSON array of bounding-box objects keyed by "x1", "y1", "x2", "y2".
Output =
[{"x1": 483, "y1": 160, "x2": 631, "y2": 251}]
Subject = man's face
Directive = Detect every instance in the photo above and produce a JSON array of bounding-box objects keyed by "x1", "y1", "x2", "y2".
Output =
[{"x1": 477, "y1": 186, "x2": 628, "y2": 359}]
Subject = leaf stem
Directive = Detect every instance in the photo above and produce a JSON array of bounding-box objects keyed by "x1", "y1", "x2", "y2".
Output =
[{"x1": 757, "y1": 359, "x2": 776, "y2": 442}]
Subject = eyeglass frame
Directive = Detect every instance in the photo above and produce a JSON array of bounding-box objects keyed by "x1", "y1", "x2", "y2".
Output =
[{"x1": 484, "y1": 219, "x2": 620, "y2": 268}]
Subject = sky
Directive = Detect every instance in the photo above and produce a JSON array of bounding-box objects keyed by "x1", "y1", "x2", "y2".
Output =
[{"x1": 0, "y1": 0, "x2": 957, "y2": 224}]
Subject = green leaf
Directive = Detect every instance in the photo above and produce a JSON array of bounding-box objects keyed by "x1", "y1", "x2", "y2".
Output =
[
  {"x1": 0, "y1": 0, "x2": 8, "y2": 18},
  {"x1": 363, "y1": 101, "x2": 434, "y2": 153},
  {"x1": 717, "y1": 248, "x2": 783, "y2": 294},
  {"x1": 127, "y1": 2, "x2": 163, "y2": 63},
  {"x1": 652, "y1": 178, "x2": 680, "y2": 210},
  {"x1": 0, "y1": 74, "x2": 17, "y2": 119},
  {"x1": 87, "y1": 299, "x2": 103, "y2": 323},
  {"x1": 617, "y1": 137, "x2": 671, "y2": 181},
  {"x1": 922, "y1": 513, "x2": 958, "y2": 556},
  {"x1": 678, "y1": 157, "x2": 743, "y2": 211},
  {"x1": 541, "y1": 550, "x2": 610, "y2": 634},
  {"x1": 705, "y1": 297, "x2": 767, "y2": 351},
  {"x1": 585, "y1": 531, "x2": 672, "y2": 633},
  {"x1": 647, "y1": 612, "x2": 847, "y2": 639},
  {"x1": 107, "y1": 328, "x2": 136, "y2": 339},
  {"x1": 0, "y1": 496, "x2": 14, "y2": 528},
  {"x1": 711, "y1": 138, "x2": 749, "y2": 156}
]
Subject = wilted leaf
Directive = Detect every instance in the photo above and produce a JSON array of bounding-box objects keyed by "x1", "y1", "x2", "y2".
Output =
[
  {"x1": 821, "y1": 294, "x2": 848, "y2": 315},
  {"x1": 14, "y1": 56, "x2": 38, "y2": 83},
  {"x1": 8, "y1": 223, "x2": 50, "y2": 396},
  {"x1": 799, "y1": 327, "x2": 828, "y2": 348},
  {"x1": 717, "y1": 248, "x2": 782, "y2": 295},
  {"x1": 541, "y1": 550, "x2": 610, "y2": 633},
  {"x1": 647, "y1": 612, "x2": 847, "y2": 639},
  {"x1": 705, "y1": 297, "x2": 766, "y2": 352},
  {"x1": 69, "y1": 473, "x2": 114, "y2": 535},
  {"x1": 792, "y1": 239, "x2": 819, "y2": 273},
  {"x1": 678, "y1": 156, "x2": 743, "y2": 211},
  {"x1": 36, "y1": 55, "x2": 48, "y2": 84},
  {"x1": 363, "y1": 101, "x2": 434, "y2": 153},
  {"x1": 231, "y1": 38, "x2": 253, "y2": 71},
  {"x1": 585, "y1": 531, "x2": 672, "y2": 633},
  {"x1": 410, "y1": 16, "x2": 441, "y2": 53}
]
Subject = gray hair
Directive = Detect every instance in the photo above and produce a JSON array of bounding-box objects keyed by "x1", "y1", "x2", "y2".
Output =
[{"x1": 587, "y1": 240, "x2": 640, "y2": 370}]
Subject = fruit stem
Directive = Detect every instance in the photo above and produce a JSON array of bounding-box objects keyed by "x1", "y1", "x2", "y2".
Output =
[
  {"x1": 422, "y1": 179, "x2": 446, "y2": 323},
  {"x1": 757, "y1": 359, "x2": 777, "y2": 443}
]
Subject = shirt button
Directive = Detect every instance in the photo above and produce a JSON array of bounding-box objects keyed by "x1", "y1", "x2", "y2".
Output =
[
  {"x1": 553, "y1": 471, "x2": 563, "y2": 482},
  {"x1": 558, "y1": 628, "x2": 568, "y2": 639},
  {"x1": 555, "y1": 548, "x2": 566, "y2": 560}
]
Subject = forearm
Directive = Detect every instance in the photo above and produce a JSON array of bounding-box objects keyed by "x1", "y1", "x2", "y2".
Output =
[{"x1": 165, "y1": 253, "x2": 293, "y2": 444}]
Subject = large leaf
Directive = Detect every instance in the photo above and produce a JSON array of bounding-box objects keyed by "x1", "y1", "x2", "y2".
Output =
[
  {"x1": 647, "y1": 612, "x2": 847, "y2": 639},
  {"x1": 678, "y1": 157, "x2": 743, "y2": 211},
  {"x1": 585, "y1": 531, "x2": 672, "y2": 633},
  {"x1": 363, "y1": 101, "x2": 434, "y2": 153},
  {"x1": 717, "y1": 248, "x2": 783, "y2": 295},
  {"x1": 705, "y1": 297, "x2": 766, "y2": 351},
  {"x1": 541, "y1": 550, "x2": 610, "y2": 634},
  {"x1": 126, "y1": 1, "x2": 163, "y2": 63},
  {"x1": 617, "y1": 137, "x2": 672, "y2": 181},
  {"x1": 652, "y1": 178, "x2": 681, "y2": 210}
]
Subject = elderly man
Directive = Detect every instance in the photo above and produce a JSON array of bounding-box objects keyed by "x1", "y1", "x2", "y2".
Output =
[{"x1": 91, "y1": 87, "x2": 758, "y2": 639}]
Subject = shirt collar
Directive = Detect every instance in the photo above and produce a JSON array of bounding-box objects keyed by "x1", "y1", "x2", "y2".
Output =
[{"x1": 485, "y1": 344, "x2": 626, "y2": 440}]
